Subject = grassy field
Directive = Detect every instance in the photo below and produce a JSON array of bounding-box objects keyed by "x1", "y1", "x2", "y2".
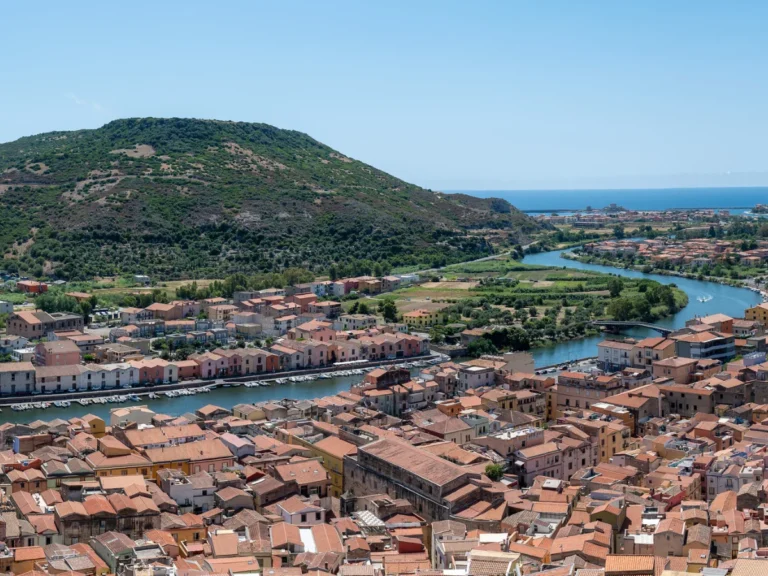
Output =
[
  {"x1": 85, "y1": 278, "x2": 222, "y2": 299},
  {"x1": 365, "y1": 262, "x2": 689, "y2": 345}
]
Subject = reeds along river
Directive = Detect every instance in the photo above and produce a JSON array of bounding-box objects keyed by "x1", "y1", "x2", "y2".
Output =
[{"x1": 522, "y1": 248, "x2": 762, "y2": 367}]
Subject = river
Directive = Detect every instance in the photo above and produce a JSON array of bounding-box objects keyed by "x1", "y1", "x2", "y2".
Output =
[
  {"x1": 523, "y1": 248, "x2": 762, "y2": 366},
  {"x1": 6, "y1": 249, "x2": 761, "y2": 425},
  {"x1": 3, "y1": 372, "x2": 386, "y2": 426}
]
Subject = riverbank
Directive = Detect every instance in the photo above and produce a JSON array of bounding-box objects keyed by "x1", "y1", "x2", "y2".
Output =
[
  {"x1": 522, "y1": 248, "x2": 762, "y2": 366},
  {"x1": 0, "y1": 357, "x2": 449, "y2": 424},
  {"x1": 2, "y1": 353, "x2": 441, "y2": 409},
  {"x1": 563, "y1": 251, "x2": 767, "y2": 298}
]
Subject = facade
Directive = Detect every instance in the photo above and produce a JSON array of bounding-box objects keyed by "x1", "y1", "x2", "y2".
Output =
[
  {"x1": 632, "y1": 337, "x2": 676, "y2": 368},
  {"x1": 35, "y1": 340, "x2": 82, "y2": 367},
  {"x1": 0, "y1": 362, "x2": 36, "y2": 396},
  {"x1": 7, "y1": 311, "x2": 84, "y2": 340},
  {"x1": 344, "y1": 437, "x2": 476, "y2": 521},
  {"x1": 553, "y1": 372, "x2": 623, "y2": 415},
  {"x1": 673, "y1": 331, "x2": 736, "y2": 362},
  {"x1": 402, "y1": 309, "x2": 444, "y2": 327},
  {"x1": 597, "y1": 340, "x2": 634, "y2": 371}
]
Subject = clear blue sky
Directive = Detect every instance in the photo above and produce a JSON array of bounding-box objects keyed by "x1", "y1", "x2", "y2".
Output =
[{"x1": 2, "y1": 1, "x2": 768, "y2": 190}]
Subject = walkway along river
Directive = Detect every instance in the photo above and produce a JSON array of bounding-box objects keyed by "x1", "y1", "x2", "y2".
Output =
[
  {"x1": 1, "y1": 249, "x2": 760, "y2": 424},
  {"x1": 1, "y1": 369, "x2": 423, "y2": 425},
  {"x1": 523, "y1": 248, "x2": 762, "y2": 367}
]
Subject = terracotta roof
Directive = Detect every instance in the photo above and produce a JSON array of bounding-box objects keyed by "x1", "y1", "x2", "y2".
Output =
[
  {"x1": 604, "y1": 555, "x2": 655, "y2": 575},
  {"x1": 14, "y1": 546, "x2": 45, "y2": 562},
  {"x1": 210, "y1": 531, "x2": 239, "y2": 557},
  {"x1": 313, "y1": 436, "x2": 357, "y2": 459},
  {"x1": 271, "y1": 522, "x2": 302, "y2": 548},
  {"x1": 358, "y1": 437, "x2": 467, "y2": 487},
  {"x1": 274, "y1": 460, "x2": 328, "y2": 486},
  {"x1": 655, "y1": 517, "x2": 684, "y2": 535},
  {"x1": 54, "y1": 501, "x2": 88, "y2": 519},
  {"x1": 92, "y1": 531, "x2": 135, "y2": 555},
  {"x1": 83, "y1": 495, "x2": 116, "y2": 516},
  {"x1": 144, "y1": 438, "x2": 233, "y2": 464}
]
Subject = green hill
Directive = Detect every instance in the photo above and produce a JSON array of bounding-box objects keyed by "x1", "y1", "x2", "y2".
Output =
[{"x1": 0, "y1": 118, "x2": 544, "y2": 280}]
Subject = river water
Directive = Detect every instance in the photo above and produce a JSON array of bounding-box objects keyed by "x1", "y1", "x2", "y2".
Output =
[
  {"x1": 3, "y1": 372, "x2": 377, "y2": 425},
  {"x1": 524, "y1": 249, "x2": 762, "y2": 366},
  {"x1": 5, "y1": 250, "x2": 760, "y2": 425}
]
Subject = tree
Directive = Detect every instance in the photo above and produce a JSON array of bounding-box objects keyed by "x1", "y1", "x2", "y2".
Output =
[
  {"x1": 349, "y1": 301, "x2": 370, "y2": 315},
  {"x1": 380, "y1": 299, "x2": 398, "y2": 323},
  {"x1": 613, "y1": 224, "x2": 625, "y2": 239},
  {"x1": 633, "y1": 298, "x2": 652, "y2": 321},
  {"x1": 607, "y1": 297, "x2": 634, "y2": 321},
  {"x1": 79, "y1": 301, "x2": 93, "y2": 323},
  {"x1": 485, "y1": 463, "x2": 504, "y2": 481},
  {"x1": 607, "y1": 278, "x2": 624, "y2": 298},
  {"x1": 467, "y1": 336, "x2": 498, "y2": 357}
]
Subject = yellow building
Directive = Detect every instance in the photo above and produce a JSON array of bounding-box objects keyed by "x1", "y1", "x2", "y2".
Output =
[
  {"x1": 170, "y1": 515, "x2": 207, "y2": 555},
  {"x1": 309, "y1": 436, "x2": 357, "y2": 498},
  {"x1": 12, "y1": 546, "x2": 45, "y2": 575},
  {"x1": 746, "y1": 303, "x2": 768, "y2": 323},
  {"x1": 546, "y1": 386, "x2": 558, "y2": 420},
  {"x1": 564, "y1": 415, "x2": 631, "y2": 463},
  {"x1": 85, "y1": 452, "x2": 153, "y2": 479},
  {"x1": 75, "y1": 414, "x2": 106, "y2": 438},
  {"x1": 143, "y1": 438, "x2": 235, "y2": 479},
  {"x1": 233, "y1": 403, "x2": 266, "y2": 421},
  {"x1": 402, "y1": 309, "x2": 444, "y2": 327}
]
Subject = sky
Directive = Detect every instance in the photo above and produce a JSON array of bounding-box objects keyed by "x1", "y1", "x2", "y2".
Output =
[{"x1": 2, "y1": 1, "x2": 768, "y2": 190}]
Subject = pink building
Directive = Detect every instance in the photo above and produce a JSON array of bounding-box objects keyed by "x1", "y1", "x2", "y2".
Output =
[
  {"x1": 289, "y1": 320, "x2": 336, "y2": 342},
  {"x1": 34, "y1": 340, "x2": 81, "y2": 367}
]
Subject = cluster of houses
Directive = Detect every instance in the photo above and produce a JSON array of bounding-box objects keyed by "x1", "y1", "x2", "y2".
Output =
[
  {"x1": 596, "y1": 307, "x2": 768, "y2": 376},
  {"x1": 3, "y1": 329, "x2": 768, "y2": 576},
  {"x1": 0, "y1": 282, "x2": 436, "y2": 396},
  {"x1": 583, "y1": 238, "x2": 768, "y2": 268},
  {"x1": 535, "y1": 207, "x2": 728, "y2": 228}
]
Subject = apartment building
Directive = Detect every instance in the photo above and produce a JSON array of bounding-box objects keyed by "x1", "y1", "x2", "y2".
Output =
[
  {"x1": 7, "y1": 311, "x2": 84, "y2": 339},
  {"x1": 554, "y1": 372, "x2": 623, "y2": 414},
  {"x1": 672, "y1": 331, "x2": 736, "y2": 362},
  {"x1": 597, "y1": 340, "x2": 634, "y2": 371},
  {"x1": 0, "y1": 362, "x2": 36, "y2": 396}
]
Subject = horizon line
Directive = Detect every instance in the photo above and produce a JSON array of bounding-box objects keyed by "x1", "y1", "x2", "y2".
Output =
[{"x1": 443, "y1": 185, "x2": 768, "y2": 193}]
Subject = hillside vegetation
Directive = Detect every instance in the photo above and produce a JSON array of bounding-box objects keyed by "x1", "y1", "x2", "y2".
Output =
[{"x1": 0, "y1": 118, "x2": 545, "y2": 280}]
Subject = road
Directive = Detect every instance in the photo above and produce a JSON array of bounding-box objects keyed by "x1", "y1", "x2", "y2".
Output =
[{"x1": 414, "y1": 240, "x2": 538, "y2": 277}]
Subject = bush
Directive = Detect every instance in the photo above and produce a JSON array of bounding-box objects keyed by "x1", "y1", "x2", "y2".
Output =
[{"x1": 485, "y1": 464, "x2": 504, "y2": 481}]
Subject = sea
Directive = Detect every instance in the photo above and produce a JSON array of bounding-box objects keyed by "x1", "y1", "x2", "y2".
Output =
[{"x1": 455, "y1": 187, "x2": 768, "y2": 214}]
